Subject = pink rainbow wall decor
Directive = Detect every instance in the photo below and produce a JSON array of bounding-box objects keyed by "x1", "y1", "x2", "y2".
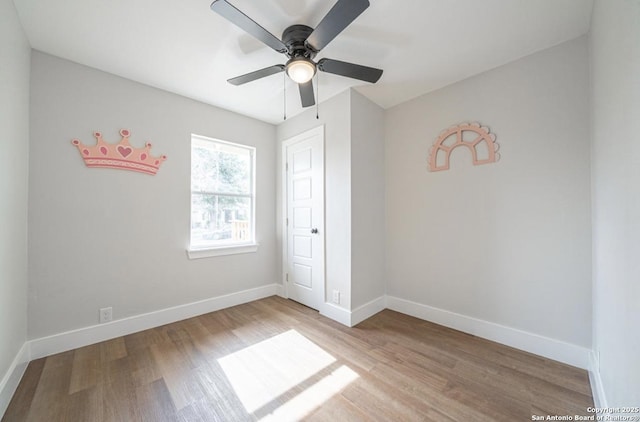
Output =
[
  {"x1": 428, "y1": 122, "x2": 500, "y2": 172},
  {"x1": 71, "y1": 129, "x2": 167, "y2": 175}
]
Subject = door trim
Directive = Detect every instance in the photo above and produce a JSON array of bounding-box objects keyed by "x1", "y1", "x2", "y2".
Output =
[{"x1": 281, "y1": 125, "x2": 325, "y2": 305}]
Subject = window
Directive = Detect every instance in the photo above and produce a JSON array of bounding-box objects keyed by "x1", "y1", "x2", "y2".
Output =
[{"x1": 189, "y1": 135, "x2": 256, "y2": 256}]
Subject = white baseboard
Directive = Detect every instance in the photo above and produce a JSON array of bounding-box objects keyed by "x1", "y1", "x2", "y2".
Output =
[
  {"x1": 320, "y1": 302, "x2": 351, "y2": 327},
  {"x1": 588, "y1": 350, "x2": 608, "y2": 408},
  {"x1": 319, "y1": 296, "x2": 386, "y2": 327},
  {"x1": 0, "y1": 342, "x2": 30, "y2": 418},
  {"x1": 30, "y1": 284, "x2": 279, "y2": 360},
  {"x1": 351, "y1": 296, "x2": 387, "y2": 326},
  {"x1": 275, "y1": 283, "x2": 285, "y2": 298},
  {"x1": 386, "y1": 296, "x2": 591, "y2": 369}
]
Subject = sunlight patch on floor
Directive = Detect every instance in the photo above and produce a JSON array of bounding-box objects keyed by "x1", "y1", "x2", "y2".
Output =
[
  {"x1": 259, "y1": 365, "x2": 359, "y2": 421},
  {"x1": 218, "y1": 329, "x2": 339, "y2": 413}
]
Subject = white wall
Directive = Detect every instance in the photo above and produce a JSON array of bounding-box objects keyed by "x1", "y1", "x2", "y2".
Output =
[
  {"x1": 0, "y1": 0, "x2": 30, "y2": 410},
  {"x1": 350, "y1": 91, "x2": 386, "y2": 309},
  {"x1": 28, "y1": 52, "x2": 277, "y2": 339},
  {"x1": 590, "y1": 0, "x2": 640, "y2": 407},
  {"x1": 385, "y1": 37, "x2": 592, "y2": 347},
  {"x1": 277, "y1": 90, "x2": 352, "y2": 309}
]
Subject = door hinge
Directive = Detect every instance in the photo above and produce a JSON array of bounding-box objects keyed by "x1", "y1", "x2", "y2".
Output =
[
  {"x1": 286, "y1": 217, "x2": 289, "y2": 226},
  {"x1": 286, "y1": 162, "x2": 289, "y2": 171},
  {"x1": 286, "y1": 273, "x2": 289, "y2": 282}
]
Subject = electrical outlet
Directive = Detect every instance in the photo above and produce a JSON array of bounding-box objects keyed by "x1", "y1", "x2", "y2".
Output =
[
  {"x1": 99, "y1": 307, "x2": 113, "y2": 323},
  {"x1": 332, "y1": 290, "x2": 340, "y2": 304}
]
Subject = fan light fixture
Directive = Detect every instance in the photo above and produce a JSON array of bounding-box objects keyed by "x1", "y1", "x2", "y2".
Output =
[{"x1": 286, "y1": 58, "x2": 316, "y2": 84}]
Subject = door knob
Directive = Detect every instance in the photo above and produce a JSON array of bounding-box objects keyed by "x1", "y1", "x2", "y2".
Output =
[{"x1": 311, "y1": 228, "x2": 318, "y2": 234}]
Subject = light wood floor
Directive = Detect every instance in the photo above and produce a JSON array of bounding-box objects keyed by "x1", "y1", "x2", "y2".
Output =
[{"x1": 3, "y1": 296, "x2": 593, "y2": 421}]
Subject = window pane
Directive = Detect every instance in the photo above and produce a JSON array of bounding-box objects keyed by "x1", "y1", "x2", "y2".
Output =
[
  {"x1": 191, "y1": 194, "x2": 252, "y2": 246},
  {"x1": 191, "y1": 145, "x2": 218, "y2": 192},
  {"x1": 191, "y1": 142, "x2": 251, "y2": 194},
  {"x1": 217, "y1": 150, "x2": 250, "y2": 194}
]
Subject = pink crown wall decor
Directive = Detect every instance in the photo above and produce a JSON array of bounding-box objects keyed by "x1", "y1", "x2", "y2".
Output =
[
  {"x1": 71, "y1": 129, "x2": 167, "y2": 175},
  {"x1": 428, "y1": 122, "x2": 500, "y2": 172}
]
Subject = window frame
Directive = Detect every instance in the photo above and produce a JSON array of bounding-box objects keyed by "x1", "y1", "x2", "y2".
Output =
[{"x1": 187, "y1": 134, "x2": 257, "y2": 259}]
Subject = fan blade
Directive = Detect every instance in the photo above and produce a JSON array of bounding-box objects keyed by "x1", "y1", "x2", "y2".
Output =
[
  {"x1": 228, "y1": 65, "x2": 285, "y2": 86},
  {"x1": 298, "y1": 81, "x2": 315, "y2": 107},
  {"x1": 305, "y1": 0, "x2": 369, "y2": 52},
  {"x1": 317, "y1": 58, "x2": 382, "y2": 83},
  {"x1": 211, "y1": 0, "x2": 287, "y2": 53}
]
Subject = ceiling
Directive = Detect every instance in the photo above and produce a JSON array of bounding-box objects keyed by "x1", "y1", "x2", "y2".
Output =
[{"x1": 13, "y1": 0, "x2": 594, "y2": 124}]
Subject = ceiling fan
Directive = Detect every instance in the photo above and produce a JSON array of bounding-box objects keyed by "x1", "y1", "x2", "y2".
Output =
[{"x1": 210, "y1": 0, "x2": 383, "y2": 108}]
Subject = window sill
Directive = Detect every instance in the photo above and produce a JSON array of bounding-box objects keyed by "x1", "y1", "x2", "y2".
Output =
[{"x1": 187, "y1": 243, "x2": 259, "y2": 260}]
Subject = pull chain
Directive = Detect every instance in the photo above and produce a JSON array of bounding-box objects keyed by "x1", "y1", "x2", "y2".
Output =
[
  {"x1": 283, "y1": 71, "x2": 287, "y2": 121},
  {"x1": 315, "y1": 71, "x2": 319, "y2": 119}
]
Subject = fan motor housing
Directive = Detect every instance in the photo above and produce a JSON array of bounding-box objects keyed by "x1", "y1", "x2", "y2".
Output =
[{"x1": 282, "y1": 25, "x2": 316, "y2": 59}]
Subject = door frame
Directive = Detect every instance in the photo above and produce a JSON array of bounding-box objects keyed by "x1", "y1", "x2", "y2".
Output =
[{"x1": 281, "y1": 125, "x2": 325, "y2": 306}]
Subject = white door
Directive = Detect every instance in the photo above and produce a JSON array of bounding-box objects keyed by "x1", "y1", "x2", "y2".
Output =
[{"x1": 283, "y1": 126, "x2": 325, "y2": 311}]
